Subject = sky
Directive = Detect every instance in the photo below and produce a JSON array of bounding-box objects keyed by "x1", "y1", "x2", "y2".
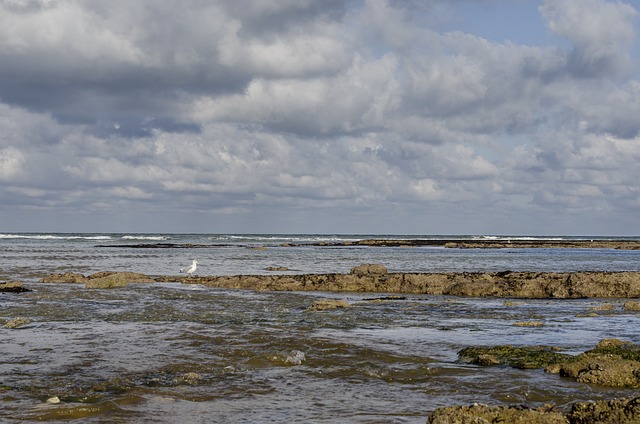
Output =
[{"x1": 0, "y1": 0, "x2": 639, "y2": 235}]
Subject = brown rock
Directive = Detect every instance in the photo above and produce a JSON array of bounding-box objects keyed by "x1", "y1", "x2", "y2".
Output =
[
  {"x1": 0, "y1": 281, "x2": 31, "y2": 293},
  {"x1": 623, "y1": 301, "x2": 640, "y2": 311},
  {"x1": 350, "y1": 263, "x2": 388, "y2": 276},
  {"x1": 40, "y1": 272, "x2": 88, "y2": 283},
  {"x1": 546, "y1": 339, "x2": 640, "y2": 388},
  {"x1": 3, "y1": 317, "x2": 31, "y2": 329},
  {"x1": 85, "y1": 272, "x2": 154, "y2": 289},
  {"x1": 569, "y1": 396, "x2": 640, "y2": 424},
  {"x1": 265, "y1": 266, "x2": 290, "y2": 271},
  {"x1": 39, "y1": 270, "x2": 640, "y2": 299},
  {"x1": 306, "y1": 299, "x2": 350, "y2": 311},
  {"x1": 427, "y1": 403, "x2": 566, "y2": 424}
]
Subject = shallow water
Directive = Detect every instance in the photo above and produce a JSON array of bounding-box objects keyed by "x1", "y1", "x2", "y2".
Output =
[
  {"x1": 2, "y1": 233, "x2": 640, "y2": 280},
  {"x1": 2, "y1": 234, "x2": 640, "y2": 422},
  {"x1": 3, "y1": 283, "x2": 640, "y2": 423}
]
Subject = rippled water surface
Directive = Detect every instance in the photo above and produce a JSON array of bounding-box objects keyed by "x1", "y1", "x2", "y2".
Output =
[{"x1": 2, "y1": 234, "x2": 640, "y2": 422}]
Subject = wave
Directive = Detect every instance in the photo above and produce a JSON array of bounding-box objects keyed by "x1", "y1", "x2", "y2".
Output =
[
  {"x1": 472, "y1": 235, "x2": 567, "y2": 241},
  {"x1": 0, "y1": 234, "x2": 113, "y2": 241},
  {"x1": 121, "y1": 235, "x2": 170, "y2": 241},
  {"x1": 208, "y1": 234, "x2": 363, "y2": 244}
]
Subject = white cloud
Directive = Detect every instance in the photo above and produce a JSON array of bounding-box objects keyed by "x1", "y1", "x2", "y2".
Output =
[
  {"x1": 0, "y1": 147, "x2": 25, "y2": 180},
  {"x1": 0, "y1": 0, "x2": 639, "y2": 233}
]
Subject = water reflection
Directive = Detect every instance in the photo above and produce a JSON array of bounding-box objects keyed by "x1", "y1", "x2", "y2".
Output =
[{"x1": 2, "y1": 283, "x2": 640, "y2": 422}]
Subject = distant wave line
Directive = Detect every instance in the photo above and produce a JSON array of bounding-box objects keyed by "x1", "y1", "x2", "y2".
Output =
[
  {"x1": 121, "y1": 235, "x2": 169, "y2": 241},
  {"x1": 0, "y1": 234, "x2": 113, "y2": 241}
]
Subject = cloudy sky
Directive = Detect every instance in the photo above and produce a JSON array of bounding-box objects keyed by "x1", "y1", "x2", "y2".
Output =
[{"x1": 1, "y1": 0, "x2": 639, "y2": 235}]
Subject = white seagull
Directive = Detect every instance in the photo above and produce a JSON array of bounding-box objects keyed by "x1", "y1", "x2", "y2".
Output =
[{"x1": 180, "y1": 259, "x2": 198, "y2": 276}]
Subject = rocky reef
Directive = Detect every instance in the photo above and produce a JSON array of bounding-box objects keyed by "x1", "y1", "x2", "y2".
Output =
[
  {"x1": 459, "y1": 338, "x2": 640, "y2": 388},
  {"x1": 161, "y1": 268, "x2": 640, "y2": 299},
  {"x1": 432, "y1": 339, "x2": 640, "y2": 423},
  {"x1": 428, "y1": 397, "x2": 640, "y2": 424},
  {"x1": 39, "y1": 271, "x2": 154, "y2": 288},
  {"x1": 0, "y1": 281, "x2": 31, "y2": 293},
  {"x1": 36, "y1": 266, "x2": 640, "y2": 298}
]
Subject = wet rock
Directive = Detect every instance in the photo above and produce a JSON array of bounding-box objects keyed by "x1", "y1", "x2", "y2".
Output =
[
  {"x1": 265, "y1": 266, "x2": 289, "y2": 271},
  {"x1": 569, "y1": 396, "x2": 640, "y2": 424},
  {"x1": 427, "y1": 403, "x2": 566, "y2": 424},
  {"x1": 360, "y1": 295, "x2": 407, "y2": 302},
  {"x1": 513, "y1": 321, "x2": 545, "y2": 327},
  {"x1": 350, "y1": 263, "x2": 388, "y2": 276},
  {"x1": 428, "y1": 397, "x2": 640, "y2": 423},
  {"x1": 588, "y1": 303, "x2": 617, "y2": 311},
  {"x1": 306, "y1": 299, "x2": 350, "y2": 311},
  {"x1": 172, "y1": 372, "x2": 202, "y2": 385},
  {"x1": 40, "y1": 272, "x2": 88, "y2": 283},
  {"x1": 546, "y1": 339, "x2": 640, "y2": 388},
  {"x1": 458, "y1": 345, "x2": 573, "y2": 369},
  {"x1": 3, "y1": 317, "x2": 32, "y2": 329},
  {"x1": 85, "y1": 272, "x2": 154, "y2": 289},
  {"x1": 0, "y1": 281, "x2": 32, "y2": 293},
  {"x1": 42, "y1": 270, "x2": 640, "y2": 299}
]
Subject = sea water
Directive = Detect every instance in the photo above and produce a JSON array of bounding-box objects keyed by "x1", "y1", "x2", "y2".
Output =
[{"x1": 1, "y1": 234, "x2": 640, "y2": 423}]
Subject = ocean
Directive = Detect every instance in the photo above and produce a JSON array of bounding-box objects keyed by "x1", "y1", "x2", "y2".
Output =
[{"x1": 2, "y1": 233, "x2": 640, "y2": 423}]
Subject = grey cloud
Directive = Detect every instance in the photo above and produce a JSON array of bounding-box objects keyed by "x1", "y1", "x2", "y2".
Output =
[
  {"x1": 540, "y1": 0, "x2": 638, "y2": 78},
  {"x1": 0, "y1": 1, "x2": 250, "y2": 129},
  {"x1": 1, "y1": 0, "x2": 639, "y2": 234}
]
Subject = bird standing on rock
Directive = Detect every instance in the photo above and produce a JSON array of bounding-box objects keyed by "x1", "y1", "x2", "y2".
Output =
[{"x1": 180, "y1": 260, "x2": 198, "y2": 276}]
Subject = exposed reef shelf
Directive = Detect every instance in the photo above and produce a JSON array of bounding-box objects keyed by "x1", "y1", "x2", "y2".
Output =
[
  {"x1": 38, "y1": 268, "x2": 640, "y2": 298},
  {"x1": 95, "y1": 239, "x2": 640, "y2": 250},
  {"x1": 326, "y1": 239, "x2": 640, "y2": 250}
]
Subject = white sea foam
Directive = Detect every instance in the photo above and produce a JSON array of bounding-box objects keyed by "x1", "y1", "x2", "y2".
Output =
[
  {"x1": 0, "y1": 234, "x2": 112, "y2": 241},
  {"x1": 284, "y1": 350, "x2": 306, "y2": 365},
  {"x1": 121, "y1": 235, "x2": 169, "y2": 241}
]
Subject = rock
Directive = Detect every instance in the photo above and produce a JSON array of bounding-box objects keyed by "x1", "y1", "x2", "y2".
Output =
[
  {"x1": 427, "y1": 403, "x2": 566, "y2": 424},
  {"x1": 428, "y1": 397, "x2": 640, "y2": 424},
  {"x1": 306, "y1": 299, "x2": 350, "y2": 311},
  {"x1": 3, "y1": 317, "x2": 31, "y2": 329},
  {"x1": 85, "y1": 272, "x2": 154, "y2": 289},
  {"x1": 40, "y1": 272, "x2": 88, "y2": 283},
  {"x1": 546, "y1": 339, "x2": 640, "y2": 388},
  {"x1": 350, "y1": 263, "x2": 388, "y2": 276},
  {"x1": 459, "y1": 339, "x2": 640, "y2": 388},
  {"x1": 265, "y1": 266, "x2": 289, "y2": 271},
  {"x1": 569, "y1": 396, "x2": 640, "y2": 424},
  {"x1": 172, "y1": 372, "x2": 202, "y2": 385},
  {"x1": 623, "y1": 301, "x2": 640, "y2": 311},
  {"x1": 0, "y1": 281, "x2": 32, "y2": 293},
  {"x1": 39, "y1": 270, "x2": 640, "y2": 298},
  {"x1": 513, "y1": 321, "x2": 545, "y2": 327},
  {"x1": 588, "y1": 303, "x2": 617, "y2": 311},
  {"x1": 458, "y1": 345, "x2": 572, "y2": 369}
]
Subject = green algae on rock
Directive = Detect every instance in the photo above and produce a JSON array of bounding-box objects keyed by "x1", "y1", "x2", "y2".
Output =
[
  {"x1": 546, "y1": 339, "x2": 640, "y2": 388},
  {"x1": 459, "y1": 339, "x2": 640, "y2": 389},
  {"x1": 458, "y1": 345, "x2": 572, "y2": 369}
]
